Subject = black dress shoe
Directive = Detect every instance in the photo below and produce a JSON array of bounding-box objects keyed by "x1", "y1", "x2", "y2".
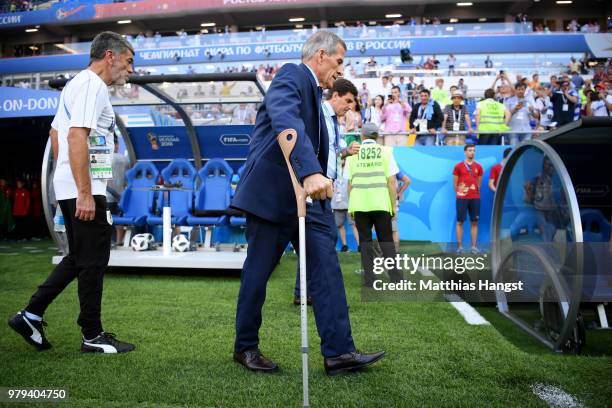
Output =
[
  {"x1": 324, "y1": 350, "x2": 386, "y2": 376},
  {"x1": 293, "y1": 296, "x2": 313, "y2": 306},
  {"x1": 233, "y1": 349, "x2": 278, "y2": 373}
]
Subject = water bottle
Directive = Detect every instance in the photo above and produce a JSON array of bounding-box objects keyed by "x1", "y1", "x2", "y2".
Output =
[{"x1": 53, "y1": 207, "x2": 65, "y2": 232}]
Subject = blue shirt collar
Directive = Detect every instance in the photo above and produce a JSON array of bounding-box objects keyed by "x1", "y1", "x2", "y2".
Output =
[{"x1": 322, "y1": 101, "x2": 335, "y2": 118}]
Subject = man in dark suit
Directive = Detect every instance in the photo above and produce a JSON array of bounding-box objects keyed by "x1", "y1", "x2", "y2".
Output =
[{"x1": 231, "y1": 31, "x2": 386, "y2": 376}]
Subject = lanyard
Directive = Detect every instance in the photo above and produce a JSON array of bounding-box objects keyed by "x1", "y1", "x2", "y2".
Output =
[
  {"x1": 464, "y1": 161, "x2": 475, "y2": 177},
  {"x1": 452, "y1": 107, "x2": 461, "y2": 123},
  {"x1": 418, "y1": 104, "x2": 427, "y2": 119}
]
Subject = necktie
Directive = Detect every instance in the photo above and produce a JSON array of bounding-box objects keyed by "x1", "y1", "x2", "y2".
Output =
[
  {"x1": 332, "y1": 115, "x2": 341, "y2": 180},
  {"x1": 332, "y1": 115, "x2": 340, "y2": 150}
]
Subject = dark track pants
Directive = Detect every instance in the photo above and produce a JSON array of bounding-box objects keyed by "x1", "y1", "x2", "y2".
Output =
[
  {"x1": 354, "y1": 210, "x2": 402, "y2": 286},
  {"x1": 26, "y1": 196, "x2": 112, "y2": 339}
]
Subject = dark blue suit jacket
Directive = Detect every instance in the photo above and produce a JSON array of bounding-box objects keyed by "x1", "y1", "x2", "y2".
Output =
[{"x1": 231, "y1": 63, "x2": 329, "y2": 223}]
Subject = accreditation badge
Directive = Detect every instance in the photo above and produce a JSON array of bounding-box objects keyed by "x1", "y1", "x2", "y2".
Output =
[
  {"x1": 415, "y1": 119, "x2": 427, "y2": 132},
  {"x1": 88, "y1": 129, "x2": 113, "y2": 180}
]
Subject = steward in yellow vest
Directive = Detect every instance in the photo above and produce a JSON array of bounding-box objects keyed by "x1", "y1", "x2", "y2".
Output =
[
  {"x1": 346, "y1": 122, "x2": 402, "y2": 287},
  {"x1": 475, "y1": 88, "x2": 510, "y2": 145}
]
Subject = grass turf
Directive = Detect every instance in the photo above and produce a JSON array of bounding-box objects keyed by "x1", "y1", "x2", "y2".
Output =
[{"x1": 0, "y1": 240, "x2": 611, "y2": 407}]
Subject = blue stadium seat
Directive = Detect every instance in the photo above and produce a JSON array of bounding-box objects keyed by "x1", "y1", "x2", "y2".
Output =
[
  {"x1": 114, "y1": 162, "x2": 158, "y2": 227},
  {"x1": 509, "y1": 208, "x2": 543, "y2": 242},
  {"x1": 230, "y1": 164, "x2": 246, "y2": 197},
  {"x1": 147, "y1": 159, "x2": 196, "y2": 226},
  {"x1": 187, "y1": 158, "x2": 233, "y2": 228},
  {"x1": 580, "y1": 209, "x2": 611, "y2": 242},
  {"x1": 230, "y1": 164, "x2": 247, "y2": 227}
]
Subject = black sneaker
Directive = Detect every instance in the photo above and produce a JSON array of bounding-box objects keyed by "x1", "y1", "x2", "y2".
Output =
[
  {"x1": 81, "y1": 332, "x2": 135, "y2": 354},
  {"x1": 8, "y1": 310, "x2": 52, "y2": 351},
  {"x1": 340, "y1": 245, "x2": 348, "y2": 252}
]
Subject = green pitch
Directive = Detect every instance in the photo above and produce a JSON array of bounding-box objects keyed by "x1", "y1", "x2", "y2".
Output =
[{"x1": 0, "y1": 240, "x2": 611, "y2": 407}]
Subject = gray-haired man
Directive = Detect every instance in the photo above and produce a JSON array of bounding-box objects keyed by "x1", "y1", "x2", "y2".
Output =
[
  {"x1": 232, "y1": 31, "x2": 385, "y2": 375},
  {"x1": 9, "y1": 32, "x2": 135, "y2": 354}
]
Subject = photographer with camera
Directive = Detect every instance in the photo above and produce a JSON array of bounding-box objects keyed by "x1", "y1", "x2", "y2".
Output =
[{"x1": 551, "y1": 80, "x2": 579, "y2": 126}]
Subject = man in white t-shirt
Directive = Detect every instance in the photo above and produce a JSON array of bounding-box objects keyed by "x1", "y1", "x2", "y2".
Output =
[
  {"x1": 9, "y1": 32, "x2": 136, "y2": 354},
  {"x1": 505, "y1": 82, "x2": 538, "y2": 145}
]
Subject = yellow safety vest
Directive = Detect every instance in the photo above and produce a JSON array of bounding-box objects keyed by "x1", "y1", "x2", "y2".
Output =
[
  {"x1": 347, "y1": 142, "x2": 393, "y2": 214},
  {"x1": 431, "y1": 88, "x2": 450, "y2": 108},
  {"x1": 477, "y1": 98, "x2": 507, "y2": 132}
]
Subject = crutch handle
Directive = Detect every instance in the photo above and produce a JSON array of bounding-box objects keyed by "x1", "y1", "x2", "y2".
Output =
[{"x1": 278, "y1": 128, "x2": 307, "y2": 218}]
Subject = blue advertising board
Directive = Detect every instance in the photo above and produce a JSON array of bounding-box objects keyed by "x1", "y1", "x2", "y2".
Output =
[
  {"x1": 394, "y1": 146, "x2": 506, "y2": 244},
  {"x1": 0, "y1": 34, "x2": 595, "y2": 75},
  {"x1": 0, "y1": 86, "x2": 60, "y2": 118},
  {"x1": 0, "y1": 1, "x2": 100, "y2": 28},
  {"x1": 128, "y1": 126, "x2": 194, "y2": 168},
  {"x1": 196, "y1": 125, "x2": 252, "y2": 171}
]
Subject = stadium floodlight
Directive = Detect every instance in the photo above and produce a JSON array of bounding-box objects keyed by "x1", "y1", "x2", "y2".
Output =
[
  {"x1": 479, "y1": 18, "x2": 487, "y2": 22},
  {"x1": 289, "y1": 17, "x2": 305, "y2": 22},
  {"x1": 201, "y1": 22, "x2": 216, "y2": 27},
  {"x1": 449, "y1": 18, "x2": 459, "y2": 23},
  {"x1": 556, "y1": 0, "x2": 572, "y2": 3},
  {"x1": 457, "y1": 2, "x2": 473, "y2": 5},
  {"x1": 25, "y1": 28, "x2": 38, "y2": 32},
  {"x1": 385, "y1": 14, "x2": 402, "y2": 18},
  {"x1": 117, "y1": 20, "x2": 131, "y2": 24}
]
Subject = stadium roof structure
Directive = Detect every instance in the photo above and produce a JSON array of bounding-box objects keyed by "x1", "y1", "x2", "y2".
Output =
[{"x1": 0, "y1": 0, "x2": 609, "y2": 42}]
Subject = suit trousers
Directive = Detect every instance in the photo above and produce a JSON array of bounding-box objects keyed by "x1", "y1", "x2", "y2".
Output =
[
  {"x1": 26, "y1": 196, "x2": 111, "y2": 339},
  {"x1": 234, "y1": 200, "x2": 356, "y2": 358}
]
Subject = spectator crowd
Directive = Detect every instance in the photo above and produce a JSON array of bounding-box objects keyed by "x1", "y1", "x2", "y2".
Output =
[{"x1": 340, "y1": 57, "x2": 612, "y2": 146}]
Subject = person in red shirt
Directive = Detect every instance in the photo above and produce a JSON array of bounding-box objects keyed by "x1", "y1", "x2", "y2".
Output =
[
  {"x1": 453, "y1": 144, "x2": 483, "y2": 253},
  {"x1": 12, "y1": 179, "x2": 31, "y2": 240},
  {"x1": 489, "y1": 148, "x2": 513, "y2": 193}
]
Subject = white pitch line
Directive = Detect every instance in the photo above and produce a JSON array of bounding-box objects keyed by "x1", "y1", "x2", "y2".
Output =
[
  {"x1": 418, "y1": 266, "x2": 490, "y2": 325},
  {"x1": 531, "y1": 384, "x2": 585, "y2": 408},
  {"x1": 417, "y1": 266, "x2": 434, "y2": 277},
  {"x1": 448, "y1": 298, "x2": 491, "y2": 325}
]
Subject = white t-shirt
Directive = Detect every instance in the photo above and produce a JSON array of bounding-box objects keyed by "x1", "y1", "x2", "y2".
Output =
[
  {"x1": 343, "y1": 140, "x2": 399, "y2": 180},
  {"x1": 52, "y1": 69, "x2": 115, "y2": 200},
  {"x1": 504, "y1": 95, "x2": 536, "y2": 131},
  {"x1": 534, "y1": 96, "x2": 553, "y2": 127},
  {"x1": 590, "y1": 100, "x2": 609, "y2": 117}
]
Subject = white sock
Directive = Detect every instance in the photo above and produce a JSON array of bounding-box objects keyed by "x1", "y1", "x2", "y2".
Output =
[{"x1": 24, "y1": 311, "x2": 42, "y2": 321}]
